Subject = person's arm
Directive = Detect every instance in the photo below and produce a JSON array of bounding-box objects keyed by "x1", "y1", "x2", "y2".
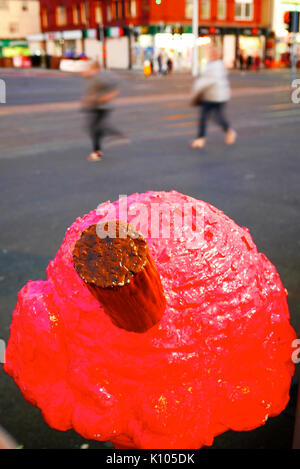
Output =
[
  {"x1": 97, "y1": 87, "x2": 120, "y2": 104},
  {"x1": 193, "y1": 73, "x2": 217, "y2": 95},
  {"x1": 81, "y1": 82, "x2": 120, "y2": 108},
  {"x1": 191, "y1": 75, "x2": 214, "y2": 104}
]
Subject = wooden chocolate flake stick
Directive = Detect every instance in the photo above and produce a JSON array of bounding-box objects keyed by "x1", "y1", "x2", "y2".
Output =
[{"x1": 73, "y1": 220, "x2": 166, "y2": 333}]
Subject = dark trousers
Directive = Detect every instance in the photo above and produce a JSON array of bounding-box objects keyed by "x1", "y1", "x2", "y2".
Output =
[
  {"x1": 198, "y1": 102, "x2": 230, "y2": 138},
  {"x1": 88, "y1": 109, "x2": 122, "y2": 152}
]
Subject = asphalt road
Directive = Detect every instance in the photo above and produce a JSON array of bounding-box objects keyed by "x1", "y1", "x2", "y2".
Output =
[{"x1": 0, "y1": 67, "x2": 299, "y2": 449}]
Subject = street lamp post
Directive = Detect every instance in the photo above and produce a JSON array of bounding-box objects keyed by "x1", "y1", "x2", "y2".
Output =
[
  {"x1": 192, "y1": 0, "x2": 199, "y2": 77},
  {"x1": 291, "y1": 6, "x2": 298, "y2": 85}
]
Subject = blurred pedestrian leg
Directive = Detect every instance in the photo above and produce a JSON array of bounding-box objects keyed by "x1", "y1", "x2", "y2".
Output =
[
  {"x1": 88, "y1": 108, "x2": 125, "y2": 160},
  {"x1": 198, "y1": 102, "x2": 229, "y2": 137}
]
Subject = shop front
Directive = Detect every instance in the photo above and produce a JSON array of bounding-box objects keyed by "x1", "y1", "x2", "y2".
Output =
[
  {"x1": 131, "y1": 25, "x2": 196, "y2": 71},
  {"x1": 271, "y1": 0, "x2": 300, "y2": 66},
  {"x1": 83, "y1": 29, "x2": 102, "y2": 64},
  {"x1": 45, "y1": 30, "x2": 84, "y2": 58},
  {"x1": 153, "y1": 32, "x2": 195, "y2": 71},
  {"x1": 104, "y1": 26, "x2": 130, "y2": 69},
  {"x1": 27, "y1": 33, "x2": 46, "y2": 59},
  {"x1": 237, "y1": 28, "x2": 266, "y2": 68},
  {"x1": 0, "y1": 39, "x2": 31, "y2": 67},
  {"x1": 131, "y1": 25, "x2": 267, "y2": 72},
  {"x1": 0, "y1": 40, "x2": 30, "y2": 59},
  {"x1": 62, "y1": 30, "x2": 83, "y2": 57},
  {"x1": 45, "y1": 31, "x2": 63, "y2": 57},
  {"x1": 132, "y1": 28, "x2": 154, "y2": 69}
]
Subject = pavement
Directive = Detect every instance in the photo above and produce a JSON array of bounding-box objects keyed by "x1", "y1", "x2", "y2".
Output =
[{"x1": 0, "y1": 66, "x2": 299, "y2": 449}]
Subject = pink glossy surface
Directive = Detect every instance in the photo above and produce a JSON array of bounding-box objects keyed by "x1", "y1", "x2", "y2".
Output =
[{"x1": 4, "y1": 191, "x2": 296, "y2": 448}]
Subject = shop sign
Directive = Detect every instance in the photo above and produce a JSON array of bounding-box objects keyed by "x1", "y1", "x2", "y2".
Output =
[
  {"x1": 131, "y1": 25, "x2": 266, "y2": 39},
  {"x1": 281, "y1": 1, "x2": 300, "y2": 5},
  {"x1": 239, "y1": 28, "x2": 263, "y2": 36},
  {"x1": 163, "y1": 25, "x2": 184, "y2": 34},
  {"x1": 84, "y1": 29, "x2": 97, "y2": 39},
  {"x1": 62, "y1": 30, "x2": 82, "y2": 40},
  {"x1": 172, "y1": 26, "x2": 184, "y2": 34},
  {"x1": 199, "y1": 27, "x2": 209, "y2": 34},
  {"x1": 198, "y1": 26, "x2": 222, "y2": 35},
  {"x1": 0, "y1": 39, "x2": 28, "y2": 47},
  {"x1": 106, "y1": 27, "x2": 124, "y2": 38},
  {"x1": 27, "y1": 34, "x2": 45, "y2": 42},
  {"x1": 46, "y1": 32, "x2": 62, "y2": 41},
  {"x1": 149, "y1": 25, "x2": 161, "y2": 34},
  {"x1": 140, "y1": 26, "x2": 149, "y2": 34}
]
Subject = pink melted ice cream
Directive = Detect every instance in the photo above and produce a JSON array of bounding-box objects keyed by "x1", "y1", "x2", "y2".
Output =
[{"x1": 4, "y1": 190, "x2": 296, "y2": 449}]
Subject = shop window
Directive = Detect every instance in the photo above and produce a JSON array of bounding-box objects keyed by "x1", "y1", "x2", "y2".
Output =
[
  {"x1": 127, "y1": 0, "x2": 131, "y2": 17},
  {"x1": 217, "y1": 0, "x2": 226, "y2": 20},
  {"x1": 9, "y1": 22, "x2": 18, "y2": 33},
  {"x1": 113, "y1": 1, "x2": 119, "y2": 19},
  {"x1": 81, "y1": 2, "x2": 89, "y2": 24},
  {"x1": 185, "y1": 0, "x2": 193, "y2": 19},
  {"x1": 56, "y1": 5, "x2": 67, "y2": 26},
  {"x1": 235, "y1": 0, "x2": 253, "y2": 21},
  {"x1": 95, "y1": 1, "x2": 103, "y2": 23},
  {"x1": 201, "y1": 0, "x2": 210, "y2": 19},
  {"x1": 107, "y1": 5, "x2": 112, "y2": 21},
  {"x1": 73, "y1": 4, "x2": 81, "y2": 24},
  {"x1": 131, "y1": 0, "x2": 137, "y2": 18},
  {"x1": 121, "y1": 0, "x2": 126, "y2": 18},
  {"x1": 42, "y1": 8, "x2": 48, "y2": 28}
]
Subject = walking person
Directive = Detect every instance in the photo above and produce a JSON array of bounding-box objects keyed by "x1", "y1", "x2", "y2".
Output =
[
  {"x1": 190, "y1": 45, "x2": 236, "y2": 149},
  {"x1": 167, "y1": 56, "x2": 173, "y2": 74},
  {"x1": 81, "y1": 61, "x2": 126, "y2": 162},
  {"x1": 246, "y1": 55, "x2": 253, "y2": 71},
  {"x1": 254, "y1": 52, "x2": 261, "y2": 72},
  {"x1": 238, "y1": 49, "x2": 245, "y2": 71},
  {"x1": 157, "y1": 53, "x2": 163, "y2": 75}
]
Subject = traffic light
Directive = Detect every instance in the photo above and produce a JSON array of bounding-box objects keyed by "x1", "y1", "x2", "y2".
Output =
[{"x1": 284, "y1": 11, "x2": 300, "y2": 33}]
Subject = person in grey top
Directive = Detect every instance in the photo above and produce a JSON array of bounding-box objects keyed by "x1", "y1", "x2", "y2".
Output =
[
  {"x1": 190, "y1": 45, "x2": 236, "y2": 149},
  {"x1": 81, "y1": 61, "x2": 125, "y2": 161}
]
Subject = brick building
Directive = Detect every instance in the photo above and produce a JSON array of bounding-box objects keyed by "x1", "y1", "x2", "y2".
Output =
[
  {"x1": 0, "y1": 0, "x2": 41, "y2": 60},
  {"x1": 35, "y1": 0, "x2": 273, "y2": 70}
]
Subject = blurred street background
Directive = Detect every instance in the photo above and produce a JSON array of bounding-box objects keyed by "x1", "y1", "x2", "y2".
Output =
[{"x1": 0, "y1": 0, "x2": 300, "y2": 451}]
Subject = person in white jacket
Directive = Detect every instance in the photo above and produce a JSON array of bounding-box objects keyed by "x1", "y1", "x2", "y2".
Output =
[{"x1": 190, "y1": 45, "x2": 236, "y2": 149}]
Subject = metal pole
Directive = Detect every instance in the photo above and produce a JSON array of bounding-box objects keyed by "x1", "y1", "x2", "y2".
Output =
[
  {"x1": 81, "y1": 1, "x2": 90, "y2": 55},
  {"x1": 128, "y1": 26, "x2": 133, "y2": 70},
  {"x1": 99, "y1": 25, "x2": 106, "y2": 69},
  {"x1": 192, "y1": 0, "x2": 199, "y2": 76},
  {"x1": 291, "y1": 8, "x2": 298, "y2": 85}
]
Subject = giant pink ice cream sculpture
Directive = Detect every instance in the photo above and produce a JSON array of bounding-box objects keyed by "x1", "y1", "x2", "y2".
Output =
[{"x1": 4, "y1": 190, "x2": 296, "y2": 449}]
